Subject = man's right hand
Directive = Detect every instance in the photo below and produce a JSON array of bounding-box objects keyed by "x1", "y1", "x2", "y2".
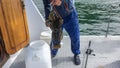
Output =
[{"x1": 50, "y1": 0, "x2": 62, "y2": 6}]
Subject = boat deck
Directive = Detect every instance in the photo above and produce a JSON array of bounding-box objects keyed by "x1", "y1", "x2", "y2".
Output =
[{"x1": 8, "y1": 36, "x2": 120, "y2": 68}]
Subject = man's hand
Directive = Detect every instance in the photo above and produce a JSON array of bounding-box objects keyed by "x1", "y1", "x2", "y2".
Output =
[{"x1": 51, "y1": 0, "x2": 62, "y2": 6}]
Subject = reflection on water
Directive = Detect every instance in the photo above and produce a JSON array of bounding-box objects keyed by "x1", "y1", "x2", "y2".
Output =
[
  {"x1": 33, "y1": 0, "x2": 120, "y2": 35},
  {"x1": 76, "y1": 1, "x2": 120, "y2": 35}
]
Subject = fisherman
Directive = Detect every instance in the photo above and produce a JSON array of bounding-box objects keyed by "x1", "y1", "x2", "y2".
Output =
[{"x1": 42, "y1": 0, "x2": 81, "y2": 65}]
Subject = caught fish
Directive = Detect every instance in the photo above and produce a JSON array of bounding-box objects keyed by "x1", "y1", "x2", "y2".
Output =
[{"x1": 45, "y1": 5, "x2": 63, "y2": 49}]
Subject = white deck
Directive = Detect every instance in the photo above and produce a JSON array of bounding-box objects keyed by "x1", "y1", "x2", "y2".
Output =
[
  {"x1": 9, "y1": 36, "x2": 120, "y2": 68},
  {"x1": 50, "y1": 36, "x2": 120, "y2": 68}
]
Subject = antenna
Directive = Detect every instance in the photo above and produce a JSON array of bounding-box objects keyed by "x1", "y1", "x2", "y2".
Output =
[{"x1": 105, "y1": 5, "x2": 112, "y2": 38}]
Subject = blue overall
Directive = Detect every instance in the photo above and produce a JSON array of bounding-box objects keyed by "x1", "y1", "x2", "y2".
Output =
[{"x1": 50, "y1": 9, "x2": 80, "y2": 55}]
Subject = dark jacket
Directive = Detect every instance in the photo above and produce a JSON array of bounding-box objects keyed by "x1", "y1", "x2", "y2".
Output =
[{"x1": 43, "y1": 0, "x2": 75, "y2": 19}]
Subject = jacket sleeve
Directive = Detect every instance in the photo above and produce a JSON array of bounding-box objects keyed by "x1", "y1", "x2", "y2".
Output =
[{"x1": 42, "y1": 0, "x2": 50, "y2": 19}]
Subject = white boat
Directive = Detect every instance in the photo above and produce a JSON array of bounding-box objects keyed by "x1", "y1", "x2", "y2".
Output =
[{"x1": 1, "y1": 0, "x2": 120, "y2": 68}]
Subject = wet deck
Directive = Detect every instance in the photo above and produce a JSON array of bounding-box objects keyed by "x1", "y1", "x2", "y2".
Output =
[{"x1": 6, "y1": 36, "x2": 120, "y2": 68}]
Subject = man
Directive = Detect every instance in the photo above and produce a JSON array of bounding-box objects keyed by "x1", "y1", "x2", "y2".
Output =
[{"x1": 42, "y1": 0, "x2": 81, "y2": 65}]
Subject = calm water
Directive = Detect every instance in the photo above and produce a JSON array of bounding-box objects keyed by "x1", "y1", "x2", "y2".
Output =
[{"x1": 33, "y1": 0, "x2": 120, "y2": 35}]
